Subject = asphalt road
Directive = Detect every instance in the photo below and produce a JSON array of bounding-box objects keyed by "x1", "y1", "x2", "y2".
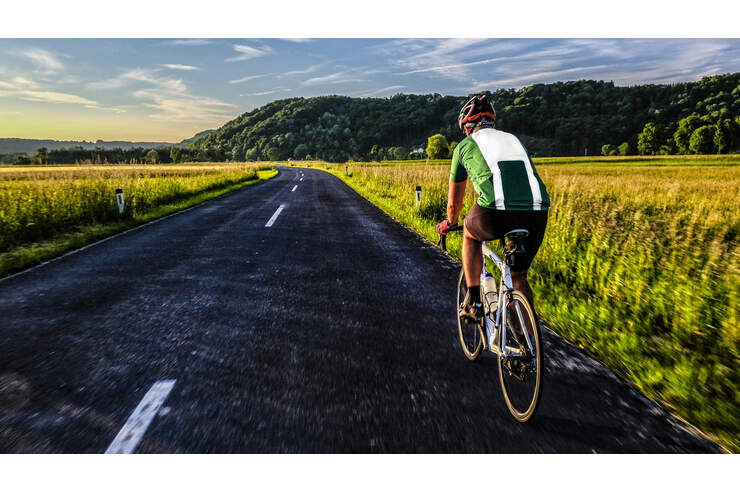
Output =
[{"x1": 0, "y1": 166, "x2": 723, "y2": 453}]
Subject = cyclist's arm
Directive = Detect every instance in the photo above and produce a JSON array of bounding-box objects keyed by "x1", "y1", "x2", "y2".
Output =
[
  {"x1": 448, "y1": 143, "x2": 467, "y2": 225},
  {"x1": 447, "y1": 181, "x2": 466, "y2": 225}
]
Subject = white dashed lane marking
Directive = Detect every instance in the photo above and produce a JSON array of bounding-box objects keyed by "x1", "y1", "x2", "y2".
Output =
[
  {"x1": 291, "y1": 185, "x2": 298, "y2": 192},
  {"x1": 105, "y1": 379, "x2": 176, "y2": 454},
  {"x1": 265, "y1": 204, "x2": 286, "y2": 227}
]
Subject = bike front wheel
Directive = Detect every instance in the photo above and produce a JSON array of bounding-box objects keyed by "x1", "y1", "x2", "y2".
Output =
[
  {"x1": 497, "y1": 290, "x2": 544, "y2": 422},
  {"x1": 456, "y1": 268, "x2": 483, "y2": 360}
]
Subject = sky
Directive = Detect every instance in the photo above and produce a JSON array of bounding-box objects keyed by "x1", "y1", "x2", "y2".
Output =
[{"x1": 1, "y1": 38, "x2": 739, "y2": 142}]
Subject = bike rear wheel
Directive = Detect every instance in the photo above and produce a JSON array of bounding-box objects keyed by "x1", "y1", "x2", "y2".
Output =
[
  {"x1": 497, "y1": 290, "x2": 543, "y2": 422},
  {"x1": 456, "y1": 268, "x2": 484, "y2": 360}
]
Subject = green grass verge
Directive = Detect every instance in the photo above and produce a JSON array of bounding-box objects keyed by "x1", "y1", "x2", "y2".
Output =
[{"x1": 0, "y1": 169, "x2": 277, "y2": 278}]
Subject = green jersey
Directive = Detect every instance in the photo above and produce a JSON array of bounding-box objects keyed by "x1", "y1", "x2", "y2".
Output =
[{"x1": 450, "y1": 128, "x2": 550, "y2": 211}]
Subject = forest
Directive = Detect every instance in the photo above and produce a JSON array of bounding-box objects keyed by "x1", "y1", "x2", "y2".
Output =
[{"x1": 6, "y1": 72, "x2": 739, "y2": 164}]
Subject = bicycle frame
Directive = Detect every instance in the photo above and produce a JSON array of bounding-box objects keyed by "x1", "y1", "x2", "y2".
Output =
[{"x1": 481, "y1": 241, "x2": 535, "y2": 359}]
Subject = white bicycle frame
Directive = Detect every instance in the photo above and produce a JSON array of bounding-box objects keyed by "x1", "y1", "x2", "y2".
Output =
[{"x1": 481, "y1": 241, "x2": 535, "y2": 359}]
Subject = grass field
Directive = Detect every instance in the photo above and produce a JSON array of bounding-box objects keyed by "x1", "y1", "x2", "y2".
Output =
[
  {"x1": 300, "y1": 155, "x2": 739, "y2": 451},
  {"x1": 0, "y1": 163, "x2": 276, "y2": 277}
]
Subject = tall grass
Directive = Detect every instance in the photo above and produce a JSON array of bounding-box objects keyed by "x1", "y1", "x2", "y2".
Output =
[
  {"x1": 313, "y1": 158, "x2": 739, "y2": 451},
  {"x1": 0, "y1": 163, "x2": 276, "y2": 274}
]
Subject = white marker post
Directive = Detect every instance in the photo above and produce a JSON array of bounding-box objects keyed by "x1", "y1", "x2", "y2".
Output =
[
  {"x1": 116, "y1": 188, "x2": 125, "y2": 216},
  {"x1": 345, "y1": 166, "x2": 348, "y2": 176},
  {"x1": 415, "y1": 185, "x2": 422, "y2": 206}
]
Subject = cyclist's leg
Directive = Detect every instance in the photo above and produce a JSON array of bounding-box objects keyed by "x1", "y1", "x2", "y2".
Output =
[
  {"x1": 462, "y1": 204, "x2": 496, "y2": 289},
  {"x1": 508, "y1": 210, "x2": 548, "y2": 317},
  {"x1": 462, "y1": 225, "x2": 483, "y2": 289},
  {"x1": 511, "y1": 270, "x2": 535, "y2": 313}
]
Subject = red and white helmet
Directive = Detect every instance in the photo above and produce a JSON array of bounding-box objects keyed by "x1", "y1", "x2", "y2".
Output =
[{"x1": 458, "y1": 94, "x2": 496, "y2": 136}]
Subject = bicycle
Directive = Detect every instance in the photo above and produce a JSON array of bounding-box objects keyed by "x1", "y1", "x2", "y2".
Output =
[{"x1": 438, "y1": 225, "x2": 544, "y2": 422}]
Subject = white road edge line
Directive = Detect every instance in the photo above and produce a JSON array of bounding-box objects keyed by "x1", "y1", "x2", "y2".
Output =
[
  {"x1": 265, "y1": 204, "x2": 286, "y2": 227},
  {"x1": 105, "y1": 379, "x2": 176, "y2": 454},
  {"x1": 291, "y1": 185, "x2": 298, "y2": 192}
]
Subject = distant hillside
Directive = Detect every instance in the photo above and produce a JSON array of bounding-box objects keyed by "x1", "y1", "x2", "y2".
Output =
[
  {"x1": 190, "y1": 73, "x2": 740, "y2": 160},
  {"x1": 0, "y1": 138, "x2": 175, "y2": 155},
  {"x1": 0, "y1": 130, "x2": 215, "y2": 155},
  {"x1": 179, "y1": 129, "x2": 215, "y2": 147}
]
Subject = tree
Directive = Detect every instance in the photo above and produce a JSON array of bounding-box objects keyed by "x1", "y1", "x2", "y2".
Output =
[
  {"x1": 266, "y1": 147, "x2": 281, "y2": 161},
  {"x1": 658, "y1": 142, "x2": 676, "y2": 155},
  {"x1": 35, "y1": 147, "x2": 48, "y2": 164},
  {"x1": 674, "y1": 115, "x2": 701, "y2": 154},
  {"x1": 617, "y1": 142, "x2": 630, "y2": 156},
  {"x1": 689, "y1": 125, "x2": 716, "y2": 154},
  {"x1": 637, "y1": 123, "x2": 661, "y2": 155},
  {"x1": 714, "y1": 122, "x2": 728, "y2": 154},
  {"x1": 170, "y1": 147, "x2": 184, "y2": 163},
  {"x1": 601, "y1": 144, "x2": 617, "y2": 156},
  {"x1": 426, "y1": 133, "x2": 449, "y2": 159},
  {"x1": 145, "y1": 149, "x2": 159, "y2": 164},
  {"x1": 388, "y1": 146, "x2": 408, "y2": 160},
  {"x1": 714, "y1": 118, "x2": 740, "y2": 154},
  {"x1": 449, "y1": 141, "x2": 459, "y2": 155},
  {"x1": 293, "y1": 143, "x2": 308, "y2": 160},
  {"x1": 369, "y1": 144, "x2": 380, "y2": 161}
]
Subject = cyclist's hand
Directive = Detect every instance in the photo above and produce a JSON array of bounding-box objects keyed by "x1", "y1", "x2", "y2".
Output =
[{"x1": 436, "y1": 220, "x2": 457, "y2": 235}]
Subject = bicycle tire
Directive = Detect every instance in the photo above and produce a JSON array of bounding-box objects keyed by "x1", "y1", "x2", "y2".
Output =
[
  {"x1": 497, "y1": 290, "x2": 544, "y2": 422},
  {"x1": 456, "y1": 267, "x2": 483, "y2": 360}
]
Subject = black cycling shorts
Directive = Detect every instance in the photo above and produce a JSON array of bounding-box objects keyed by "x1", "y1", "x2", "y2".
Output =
[{"x1": 463, "y1": 204, "x2": 548, "y2": 272}]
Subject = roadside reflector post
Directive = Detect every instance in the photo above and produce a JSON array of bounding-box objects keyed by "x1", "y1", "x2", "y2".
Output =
[
  {"x1": 345, "y1": 166, "x2": 348, "y2": 176},
  {"x1": 415, "y1": 185, "x2": 422, "y2": 205},
  {"x1": 116, "y1": 188, "x2": 125, "y2": 216}
]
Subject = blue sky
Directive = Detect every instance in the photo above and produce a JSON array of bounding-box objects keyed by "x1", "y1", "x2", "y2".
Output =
[{"x1": 1, "y1": 38, "x2": 739, "y2": 142}]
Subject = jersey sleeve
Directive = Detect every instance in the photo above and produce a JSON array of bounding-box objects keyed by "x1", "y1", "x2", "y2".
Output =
[{"x1": 449, "y1": 142, "x2": 468, "y2": 182}]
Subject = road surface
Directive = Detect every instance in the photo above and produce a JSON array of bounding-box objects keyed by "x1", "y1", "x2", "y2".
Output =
[{"x1": 0, "y1": 166, "x2": 722, "y2": 452}]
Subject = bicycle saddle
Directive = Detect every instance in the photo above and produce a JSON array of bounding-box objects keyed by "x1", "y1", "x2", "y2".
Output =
[{"x1": 504, "y1": 229, "x2": 529, "y2": 243}]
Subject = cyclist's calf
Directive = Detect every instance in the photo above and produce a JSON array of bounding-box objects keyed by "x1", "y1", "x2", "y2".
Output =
[{"x1": 511, "y1": 270, "x2": 536, "y2": 318}]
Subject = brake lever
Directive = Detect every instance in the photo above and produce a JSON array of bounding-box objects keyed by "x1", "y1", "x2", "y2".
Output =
[{"x1": 438, "y1": 235, "x2": 447, "y2": 252}]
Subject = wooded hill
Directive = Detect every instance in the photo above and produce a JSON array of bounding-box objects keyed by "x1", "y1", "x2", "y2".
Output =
[
  {"x1": 188, "y1": 72, "x2": 739, "y2": 161},
  {"x1": 7, "y1": 73, "x2": 738, "y2": 165}
]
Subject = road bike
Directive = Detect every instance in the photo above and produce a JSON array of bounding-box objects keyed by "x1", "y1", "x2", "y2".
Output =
[{"x1": 439, "y1": 226, "x2": 544, "y2": 422}]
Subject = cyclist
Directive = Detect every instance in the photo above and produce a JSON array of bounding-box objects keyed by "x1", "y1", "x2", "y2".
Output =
[{"x1": 436, "y1": 94, "x2": 550, "y2": 322}]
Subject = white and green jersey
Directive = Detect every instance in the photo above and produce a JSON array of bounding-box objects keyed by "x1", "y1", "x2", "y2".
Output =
[{"x1": 450, "y1": 128, "x2": 550, "y2": 211}]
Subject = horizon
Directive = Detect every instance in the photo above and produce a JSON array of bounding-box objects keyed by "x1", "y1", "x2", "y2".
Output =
[{"x1": 2, "y1": 38, "x2": 739, "y2": 142}]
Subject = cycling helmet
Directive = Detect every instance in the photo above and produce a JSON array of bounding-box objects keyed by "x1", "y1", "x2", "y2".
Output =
[{"x1": 458, "y1": 94, "x2": 496, "y2": 136}]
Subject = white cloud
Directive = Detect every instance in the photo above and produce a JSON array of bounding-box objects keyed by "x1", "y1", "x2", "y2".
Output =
[
  {"x1": 226, "y1": 44, "x2": 273, "y2": 62},
  {"x1": 10, "y1": 76, "x2": 39, "y2": 89},
  {"x1": 301, "y1": 71, "x2": 364, "y2": 87},
  {"x1": 241, "y1": 88, "x2": 292, "y2": 96},
  {"x1": 85, "y1": 67, "x2": 234, "y2": 122},
  {"x1": 474, "y1": 65, "x2": 610, "y2": 88},
  {"x1": 0, "y1": 75, "x2": 125, "y2": 112},
  {"x1": 137, "y1": 90, "x2": 236, "y2": 123},
  {"x1": 162, "y1": 39, "x2": 213, "y2": 46},
  {"x1": 21, "y1": 48, "x2": 65, "y2": 73},
  {"x1": 280, "y1": 63, "x2": 324, "y2": 77},
  {"x1": 280, "y1": 38, "x2": 313, "y2": 43},
  {"x1": 356, "y1": 85, "x2": 406, "y2": 97},
  {"x1": 229, "y1": 73, "x2": 273, "y2": 84},
  {"x1": 375, "y1": 38, "x2": 491, "y2": 81},
  {"x1": 161, "y1": 64, "x2": 198, "y2": 71}
]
